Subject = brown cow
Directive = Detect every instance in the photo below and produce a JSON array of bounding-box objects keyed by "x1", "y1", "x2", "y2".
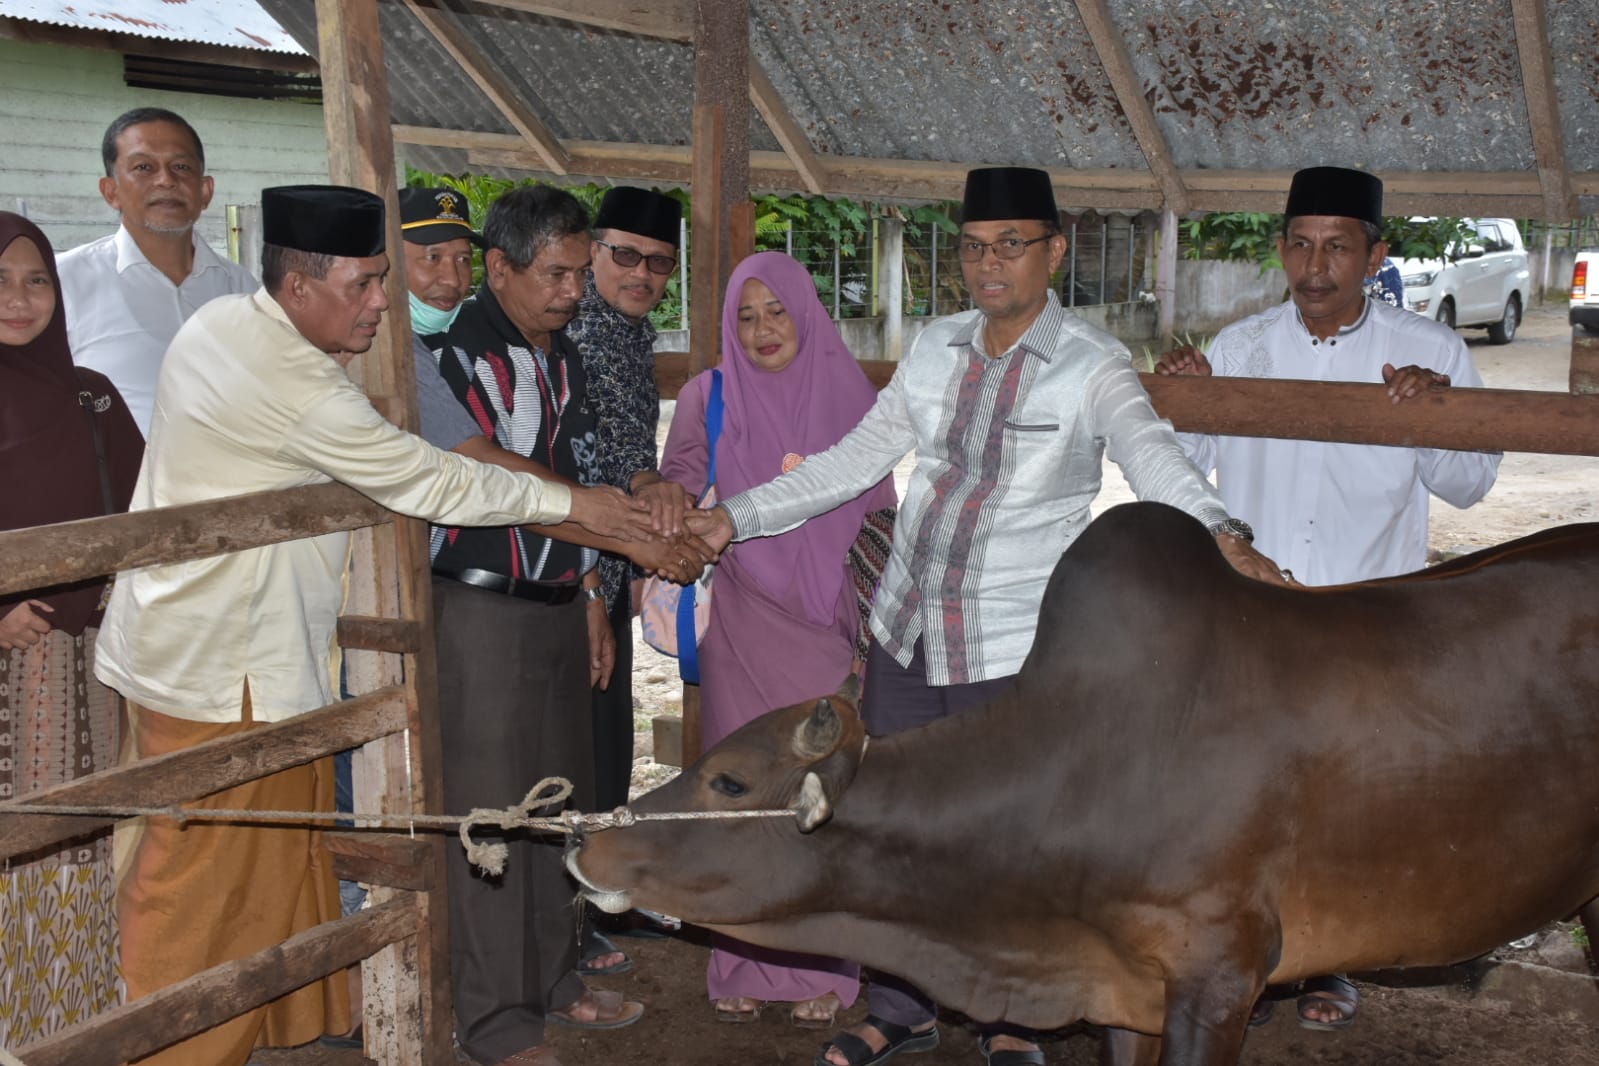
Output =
[{"x1": 567, "y1": 501, "x2": 1599, "y2": 1066}]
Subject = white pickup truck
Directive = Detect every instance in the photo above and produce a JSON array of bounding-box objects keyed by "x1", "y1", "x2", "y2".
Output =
[
  {"x1": 1396, "y1": 218, "x2": 1530, "y2": 344},
  {"x1": 1570, "y1": 250, "x2": 1599, "y2": 331}
]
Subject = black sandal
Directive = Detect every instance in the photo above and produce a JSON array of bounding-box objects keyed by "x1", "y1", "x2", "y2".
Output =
[
  {"x1": 977, "y1": 1034, "x2": 1045, "y2": 1066},
  {"x1": 814, "y1": 1015, "x2": 939, "y2": 1066}
]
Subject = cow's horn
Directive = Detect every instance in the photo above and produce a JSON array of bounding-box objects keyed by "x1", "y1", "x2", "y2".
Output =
[
  {"x1": 793, "y1": 699, "x2": 842, "y2": 758},
  {"x1": 792, "y1": 771, "x2": 832, "y2": 832}
]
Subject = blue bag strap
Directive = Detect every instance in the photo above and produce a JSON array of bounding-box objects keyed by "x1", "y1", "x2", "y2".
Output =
[{"x1": 677, "y1": 369, "x2": 723, "y2": 685}]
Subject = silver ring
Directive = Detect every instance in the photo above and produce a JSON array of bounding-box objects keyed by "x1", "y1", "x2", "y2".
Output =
[{"x1": 1280, "y1": 568, "x2": 1296, "y2": 583}]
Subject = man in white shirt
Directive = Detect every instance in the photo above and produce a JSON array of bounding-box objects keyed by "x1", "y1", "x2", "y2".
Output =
[
  {"x1": 696, "y1": 166, "x2": 1285, "y2": 1066},
  {"x1": 1155, "y1": 165, "x2": 1502, "y2": 1031},
  {"x1": 57, "y1": 107, "x2": 257, "y2": 436},
  {"x1": 97, "y1": 184, "x2": 651, "y2": 1066}
]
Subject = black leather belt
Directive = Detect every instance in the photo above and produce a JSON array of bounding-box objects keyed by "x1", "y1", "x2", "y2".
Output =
[{"x1": 433, "y1": 567, "x2": 580, "y2": 605}]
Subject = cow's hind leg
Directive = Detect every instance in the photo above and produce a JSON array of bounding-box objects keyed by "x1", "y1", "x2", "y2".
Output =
[{"x1": 1101, "y1": 1027, "x2": 1160, "y2": 1066}]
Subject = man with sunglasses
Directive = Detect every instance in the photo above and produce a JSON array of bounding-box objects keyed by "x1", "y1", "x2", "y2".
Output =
[
  {"x1": 565, "y1": 186, "x2": 696, "y2": 960},
  {"x1": 693, "y1": 166, "x2": 1285, "y2": 1066}
]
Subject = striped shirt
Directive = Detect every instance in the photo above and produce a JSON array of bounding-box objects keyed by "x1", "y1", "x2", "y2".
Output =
[{"x1": 721, "y1": 293, "x2": 1228, "y2": 685}]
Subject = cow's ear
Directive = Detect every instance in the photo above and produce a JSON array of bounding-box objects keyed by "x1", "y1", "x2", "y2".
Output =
[{"x1": 791, "y1": 771, "x2": 833, "y2": 832}]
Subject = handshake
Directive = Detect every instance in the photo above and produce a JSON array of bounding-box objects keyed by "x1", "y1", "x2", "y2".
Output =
[{"x1": 566, "y1": 478, "x2": 736, "y2": 586}]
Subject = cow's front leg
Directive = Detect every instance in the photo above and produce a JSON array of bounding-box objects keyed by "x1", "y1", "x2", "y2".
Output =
[
  {"x1": 1101, "y1": 1026, "x2": 1160, "y2": 1066},
  {"x1": 1154, "y1": 972, "x2": 1257, "y2": 1066}
]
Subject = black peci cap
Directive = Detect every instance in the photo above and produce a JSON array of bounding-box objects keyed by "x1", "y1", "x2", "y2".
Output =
[
  {"x1": 1284, "y1": 166, "x2": 1384, "y2": 228},
  {"x1": 593, "y1": 186, "x2": 682, "y2": 246},
  {"x1": 262, "y1": 185, "x2": 385, "y2": 258},
  {"x1": 960, "y1": 166, "x2": 1060, "y2": 227}
]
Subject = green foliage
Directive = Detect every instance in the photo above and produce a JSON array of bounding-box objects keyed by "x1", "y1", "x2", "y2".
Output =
[
  {"x1": 1573, "y1": 924, "x2": 1591, "y2": 950},
  {"x1": 1184, "y1": 211, "x2": 1479, "y2": 271},
  {"x1": 1183, "y1": 213, "x2": 1283, "y2": 271}
]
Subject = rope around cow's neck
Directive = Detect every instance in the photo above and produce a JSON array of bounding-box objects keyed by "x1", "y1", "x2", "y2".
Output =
[{"x1": 0, "y1": 776, "x2": 798, "y2": 876}]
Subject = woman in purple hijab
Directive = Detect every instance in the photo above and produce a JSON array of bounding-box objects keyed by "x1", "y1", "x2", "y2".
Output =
[{"x1": 659, "y1": 251, "x2": 896, "y2": 1027}]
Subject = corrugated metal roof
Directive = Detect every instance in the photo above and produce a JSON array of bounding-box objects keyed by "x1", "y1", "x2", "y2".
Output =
[
  {"x1": 0, "y1": 0, "x2": 306, "y2": 53},
  {"x1": 255, "y1": 0, "x2": 1599, "y2": 217}
]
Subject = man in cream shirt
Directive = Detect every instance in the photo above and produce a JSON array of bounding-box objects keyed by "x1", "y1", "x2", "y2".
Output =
[
  {"x1": 57, "y1": 107, "x2": 257, "y2": 436},
  {"x1": 95, "y1": 184, "x2": 650, "y2": 1066}
]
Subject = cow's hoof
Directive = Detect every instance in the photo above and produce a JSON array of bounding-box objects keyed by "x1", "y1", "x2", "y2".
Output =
[{"x1": 814, "y1": 1015, "x2": 938, "y2": 1066}]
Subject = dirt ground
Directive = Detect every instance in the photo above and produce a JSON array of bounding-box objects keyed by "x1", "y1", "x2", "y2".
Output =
[{"x1": 264, "y1": 302, "x2": 1599, "y2": 1066}]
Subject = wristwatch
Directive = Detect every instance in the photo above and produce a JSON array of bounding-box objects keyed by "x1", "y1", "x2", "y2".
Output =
[{"x1": 1207, "y1": 517, "x2": 1255, "y2": 543}]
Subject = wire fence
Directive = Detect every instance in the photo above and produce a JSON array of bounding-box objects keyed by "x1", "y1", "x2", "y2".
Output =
[{"x1": 752, "y1": 213, "x2": 1152, "y2": 321}]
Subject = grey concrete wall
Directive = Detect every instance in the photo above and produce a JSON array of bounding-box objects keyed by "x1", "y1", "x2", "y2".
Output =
[{"x1": 1172, "y1": 259, "x2": 1289, "y2": 338}]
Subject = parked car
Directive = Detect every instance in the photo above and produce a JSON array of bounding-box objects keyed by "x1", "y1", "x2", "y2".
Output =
[
  {"x1": 1395, "y1": 218, "x2": 1530, "y2": 344},
  {"x1": 1570, "y1": 249, "x2": 1599, "y2": 331}
]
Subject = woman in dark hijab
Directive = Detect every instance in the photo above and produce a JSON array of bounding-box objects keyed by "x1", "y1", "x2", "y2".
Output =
[{"x1": 0, "y1": 211, "x2": 143, "y2": 1041}]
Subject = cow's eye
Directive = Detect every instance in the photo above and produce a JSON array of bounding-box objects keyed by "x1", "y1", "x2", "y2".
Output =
[{"x1": 709, "y1": 773, "x2": 747, "y2": 797}]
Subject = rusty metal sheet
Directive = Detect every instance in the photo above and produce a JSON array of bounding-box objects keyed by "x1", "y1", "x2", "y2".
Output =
[{"x1": 0, "y1": 0, "x2": 306, "y2": 52}]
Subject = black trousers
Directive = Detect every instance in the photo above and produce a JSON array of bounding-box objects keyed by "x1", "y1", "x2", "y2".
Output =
[
  {"x1": 434, "y1": 578, "x2": 593, "y2": 1061},
  {"x1": 590, "y1": 589, "x2": 635, "y2": 812}
]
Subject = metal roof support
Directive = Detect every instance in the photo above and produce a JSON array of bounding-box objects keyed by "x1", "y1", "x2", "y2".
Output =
[
  {"x1": 402, "y1": 0, "x2": 572, "y2": 175},
  {"x1": 316, "y1": 0, "x2": 455, "y2": 1060},
  {"x1": 1072, "y1": 0, "x2": 1190, "y2": 216},
  {"x1": 1509, "y1": 0, "x2": 1576, "y2": 222}
]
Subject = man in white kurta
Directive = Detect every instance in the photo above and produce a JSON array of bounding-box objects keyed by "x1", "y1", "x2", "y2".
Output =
[
  {"x1": 95, "y1": 185, "x2": 641, "y2": 1066},
  {"x1": 57, "y1": 107, "x2": 256, "y2": 436},
  {"x1": 1176, "y1": 296, "x2": 1500, "y2": 585}
]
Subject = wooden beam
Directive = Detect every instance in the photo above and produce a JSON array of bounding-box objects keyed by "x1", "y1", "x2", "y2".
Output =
[
  {"x1": 15, "y1": 896, "x2": 420, "y2": 1066},
  {"x1": 1509, "y1": 0, "x2": 1576, "y2": 221},
  {"x1": 1072, "y1": 0, "x2": 1190, "y2": 214},
  {"x1": 338, "y1": 615, "x2": 426, "y2": 653},
  {"x1": 402, "y1": 0, "x2": 571, "y2": 175},
  {"x1": 327, "y1": 832, "x2": 437, "y2": 891},
  {"x1": 474, "y1": 0, "x2": 691, "y2": 41},
  {"x1": 0, "y1": 686, "x2": 408, "y2": 862},
  {"x1": 0, "y1": 483, "x2": 388, "y2": 598},
  {"x1": 0, "y1": 17, "x2": 320, "y2": 72},
  {"x1": 749, "y1": 60, "x2": 827, "y2": 195}
]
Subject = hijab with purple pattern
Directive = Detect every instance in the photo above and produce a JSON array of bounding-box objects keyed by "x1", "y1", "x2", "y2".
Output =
[{"x1": 716, "y1": 251, "x2": 895, "y2": 626}]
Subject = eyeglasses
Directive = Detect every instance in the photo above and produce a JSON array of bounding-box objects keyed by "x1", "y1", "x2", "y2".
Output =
[
  {"x1": 956, "y1": 235, "x2": 1054, "y2": 263},
  {"x1": 596, "y1": 239, "x2": 678, "y2": 276}
]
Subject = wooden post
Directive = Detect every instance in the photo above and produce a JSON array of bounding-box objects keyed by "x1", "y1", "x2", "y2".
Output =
[
  {"x1": 678, "y1": 0, "x2": 752, "y2": 766},
  {"x1": 314, "y1": 0, "x2": 454, "y2": 1061}
]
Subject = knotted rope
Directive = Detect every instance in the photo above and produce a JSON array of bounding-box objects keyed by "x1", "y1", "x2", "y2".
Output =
[{"x1": 0, "y1": 776, "x2": 798, "y2": 876}]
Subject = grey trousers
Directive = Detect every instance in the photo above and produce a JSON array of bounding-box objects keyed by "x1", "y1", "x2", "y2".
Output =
[
  {"x1": 434, "y1": 578, "x2": 594, "y2": 1062},
  {"x1": 859, "y1": 638, "x2": 1017, "y2": 1031}
]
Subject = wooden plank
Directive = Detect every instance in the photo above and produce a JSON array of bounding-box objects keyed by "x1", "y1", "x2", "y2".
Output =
[
  {"x1": 338, "y1": 615, "x2": 426, "y2": 653},
  {"x1": 1509, "y1": 0, "x2": 1576, "y2": 221},
  {"x1": 1072, "y1": 0, "x2": 1190, "y2": 214},
  {"x1": 402, "y1": 0, "x2": 571, "y2": 175},
  {"x1": 474, "y1": 0, "x2": 692, "y2": 40},
  {"x1": 1143, "y1": 377, "x2": 1599, "y2": 454},
  {"x1": 749, "y1": 61, "x2": 826, "y2": 195},
  {"x1": 327, "y1": 831, "x2": 437, "y2": 891},
  {"x1": 15, "y1": 896, "x2": 421, "y2": 1066},
  {"x1": 0, "y1": 687, "x2": 409, "y2": 862},
  {"x1": 0, "y1": 483, "x2": 388, "y2": 598}
]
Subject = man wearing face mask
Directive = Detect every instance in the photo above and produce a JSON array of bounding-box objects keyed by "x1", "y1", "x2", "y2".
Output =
[{"x1": 400, "y1": 187, "x2": 486, "y2": 438}]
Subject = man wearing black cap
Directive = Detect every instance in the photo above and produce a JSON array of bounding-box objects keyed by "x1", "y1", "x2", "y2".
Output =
[
  {"x1": 95, "y1": 183, "x2": 650, "y2": 1066},
  {"x1": 565, "y1": 186, "x2": 695, "y2": 957},
  {"x1": 1155, "y1": 166, "x2": 1500, "y2": 1032},
  {"x1": 1157, "y1": 168, "x2": 1500, "y2": 587},
  {"x1": 693, "y1": 166, "x2": 1284, "y2": 1066}
]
